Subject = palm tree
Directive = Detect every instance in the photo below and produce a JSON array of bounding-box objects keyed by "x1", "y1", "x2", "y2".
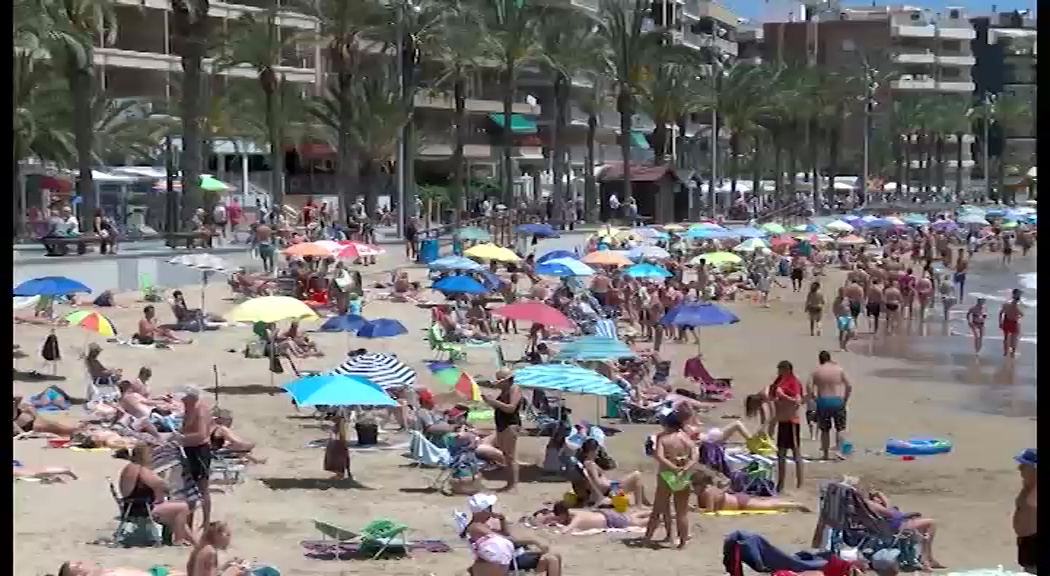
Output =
[
  {"x1": 714, "y1": 63, "x2": 775, "y2": 198},
  {"x1": 927, "y1": 96, "x2": 971, "y2": 199},
  {"x1": 576, "y1": 76, "x2": 609, "y2": 223},
  {"x1": 46, "y1": 0, "x2": 117, "y2": 227},
  {"x1": 974, "y1": 92, "x2": 1029, "y2": 203},
  {"x1": 539, "y1": 7, "x2": 604, "y2": 227},
  {"x1": 482, "y1": 0, "x2": 543, "y2": 206},
  {"x1": 217, "y1": 3, "x2": 308, "y2": 210},
  {"x1": 171, "y1": 0, "x2": 211, "y2": 226}
]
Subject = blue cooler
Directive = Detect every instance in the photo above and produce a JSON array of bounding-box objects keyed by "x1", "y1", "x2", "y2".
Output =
[{"x1": 418, "y1": 239, "x2": 440, "y2": 264}]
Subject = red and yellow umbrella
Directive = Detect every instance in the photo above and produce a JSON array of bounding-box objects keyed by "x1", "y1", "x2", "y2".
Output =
[{"x1": 64, "y1": 310, "x2": 118, "y2": 337}]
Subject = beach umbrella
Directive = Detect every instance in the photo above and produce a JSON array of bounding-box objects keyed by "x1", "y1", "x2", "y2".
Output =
[
  {"x1": 760, "y1": 222, "x2": 787, "y2": 235},
  {"x1": 930, "y1": 219, "x2": 958, "y2": 231},
  {"x1": 319, "y1": 314, "x2": 369, "y2": 332},
  {"x1": 13, "y1": 296, "x2": 40, "y2": 311},
  {"x1": 690, "y1": 222, "x2": 725, "y2": 230},
  {"x1": 695, "y1": 252, "x2": 743, "y2": 267},
  {"x1": 455, "y1": 226, "x2": 491, "y2": 241},
  {"x1": 514, "y1": 364, "x2": 624, "y2": 397},
  {"x1": 595, "y1": 225, "x2": 621, "y2": 238},
  {"x1": 283, "y1": 242, "x2": 332, "y2": 258},
  {"x1": 836, "y1": 234, "x2": 866, "y2": 246},
  {"x1": 687, "y1": 227, "x2": 734, "y2": 239},
  {"x1": 816, "y1": 234, "x2": 835, "y2": 245},
  {"x1": 824, "y1": 220, "x2": 854, "y2": 233},
  {"x1": 862, "y1": 217, "x2": 893, "y2": 229},
  {"x1": 984, "y1": 207, "x2": 1007, "y2": 217},
  {"x1": 282, "y1": 374, "x2": 396, "y2": 407},
  {"x1": 226, "y1": 296, "x2": 318, "y2": 323},
  {"x1": 492, "y1": 301, "x2": 573, "y2": 329},
  {"x1": 535, "y1": 257, "x2": 594, "y2": 277},
  {"x1": 168, "y1": 253, "x2": 229, "y2": 310},
  {"x1": 432, "y1": 275, "x2": 490, "y2": 295},
  {"x1": 661, "y1": 302, "x2": 739, "y2": 328},
  {"x1": 792, "y1": 223, "x2": 821, "y2": 233},
  {"x1": 581, "y1": 251, "x2": 632, "y2": 267},
  {"x1": 517, "y1": 223, "x2": 560, "y2": 237},
  {"x1": 1026, "y1": 214, "x2": 1037, "y2": 225},
  {"x1": 768, "y1": 234, "x2": 797, "y2": 248},
  {"x1": 536, "y1": 250, "x2": 577, "y2": 264},
  {"x1": 958, "y1": 213, "x2": 990, "y2": 226},
  {"x1": 728, "y1": 227, "x2": 768, "y2": 239},
  {"x1": 13, "y1": 276, "x2": 91, "y2": 297},
  {"x1": 478, "y1": 271, "x2": 506, "y2": 291},
  {"x1": 64, "y1": 310, "x2": 118, "y2": 337},
  {"x1": 625, "y1": 263, "x2": 673, "y2": 278},
  {"x1": 428, "y1": 256, "x2": 484, "y2": 272},
  {"x1": 199, "y1": 175, "x2": 229, "y2": 192},
  {"x1": 464, "y1": 243, "x2": 521, "y2": 262},
  {"x1": 1001, "y1": 220, "x2": 1019, "y2": 230},
  {"x1": 902, "y1": 214, "x2": 930, "y2": 226},
  {"x1": 840, "y1": 214, "x2": 862, "y2": 223},
  {"x1": 794, "y1": 232, "x2": 820, "y2": 244},
  {"x1": 884, "y1": 216, "x2": 906, "y2": 227},
  {"x1": 336, "y1": 241, "x2": 384, "y2": 260},
  {"x1": 552, "y1": 335, "x2": 635, "y2": 362},
  {"x1": 330, "y1": 352, "x2": 416, "y2": 389},
  {"x1": 357, "y1": 319, "x2": 408, "y2": 339},
  {"x1": 733, "y1": 238, "x2": 769, "y2": 253},
  {"x1": 628, "y1": 245, "x2": 671, "y2": 260},
  {"x1": 425, "y1": 361, "x2": 481, "y2": 401},
  {"x1": 635, "y1": 227, "x2": 669, "y2": 240}
]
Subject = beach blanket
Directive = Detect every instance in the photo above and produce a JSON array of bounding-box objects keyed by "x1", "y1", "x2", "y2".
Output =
[
  {"x1": 723, "y1": 530, "x2": 831, "y2": 574},
  {"x1": 106, "y1": 338, "x2": 169, "y2": 350},
  {"x1": 29, "y1": 386, "x2": 71, "y2": 411},
  {"x1": 301, "y1": 539, "x2": 451, "y2": 559}
]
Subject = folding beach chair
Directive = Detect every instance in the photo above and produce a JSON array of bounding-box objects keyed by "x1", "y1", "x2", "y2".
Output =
[
  {"x1": 107, "y1": 478, "x2": 163, "y2": 547},
  {"x1": 811, "y1": 482, "x2": 922, "y2": 569},
  {"x1": 426, "y1": 324, "x2": 466, "y2": 361},
  {"x1": 359, "y1": 519, "x2": 411, "y2": 559},
  {"x1": 404, "y1": 430, "x2": 482, "y2": 492}
]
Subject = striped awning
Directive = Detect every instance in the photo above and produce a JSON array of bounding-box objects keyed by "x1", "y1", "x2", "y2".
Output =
[{"x1": 329, "y1": 353, "x2": 416, "y2": 389}]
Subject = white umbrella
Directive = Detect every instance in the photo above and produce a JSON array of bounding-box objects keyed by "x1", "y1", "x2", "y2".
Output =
[
  {"x1": 824, "y1": 220, "x2": 854, "y2": 233},
  {"x1": 168, "y1": 253, "x2": 230, "y2": 310},
  {"x1": 958, "y1": 214, "x2": 990, "y2": 226},
  {"x1": 732, "y1": 238, "x2": 769, "y2": 253}
]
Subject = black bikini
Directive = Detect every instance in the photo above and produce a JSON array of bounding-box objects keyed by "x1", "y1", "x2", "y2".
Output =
[{"x1": 121, "y1": 467, "x2": 155, "y2": 518}]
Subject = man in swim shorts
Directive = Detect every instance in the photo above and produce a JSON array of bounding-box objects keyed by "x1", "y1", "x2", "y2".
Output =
[
  {"x1": 808, "y1": 351, "x2": 852, "y2": 461},
  {"x1": 832, "y1": 287, "x2": 855, "y2": 351},
  {"x1": 999, "y1": 289, "x2": 1025, "y2": 358},
  {"x1": 843, "y1": 279, "x2": 865, "y2": 327},
  {"x1": 769, "y1": 360, "x2": 804, "y2": 492},
  {"x1": 1013, "y1": 448, "x2": 1037, "y2": 574}
]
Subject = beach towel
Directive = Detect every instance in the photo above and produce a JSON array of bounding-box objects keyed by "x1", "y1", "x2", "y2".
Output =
[
  {"x1": 151, "y1": 442, "x2": 202, "y2": 505},
  {"x1": 405, "y1": 430, "x2": 451, "y2": 467},
  {"x1": 29, "y1": 386, "x2": 71, "y2": 411},
  {"x1": 702, "y1": 510, "x2": 783, "y2": 516},
  {"x1": 723, "y1": 530, "x2": 831, "y2": 574},
  {"x1": 301, "y1": 539, "x2": 451, "y2": 559},
  {"x1": 106, "y1": 338, "x2": 168, "y2": 350}
]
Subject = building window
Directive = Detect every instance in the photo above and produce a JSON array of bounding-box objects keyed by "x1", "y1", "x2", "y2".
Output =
[
  {"x1": 942, "y1": 40, "x2": 961, "y2": 52},
  {"x1": 949, "y1": 9, "x2": 960, "y2": 19}
]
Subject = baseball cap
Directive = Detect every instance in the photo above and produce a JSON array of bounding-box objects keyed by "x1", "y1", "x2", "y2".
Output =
[
  {"x1": 1015, "y1": 448, "x2": 1037, "y2": 467},
  {"x1": 467, "y1": 493, "x2": 498, "y2": 514}
]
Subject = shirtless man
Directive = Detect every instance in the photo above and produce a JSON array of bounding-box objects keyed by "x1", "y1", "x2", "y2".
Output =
[
  {"x1": 882, "y1": 280, "x2": 902, "y2": 335},
  {"x1": 180, "y1": 385, "x2": 214, "y2": 529},
  {"x1": 808, "y1": 351, "x2": 852, "y2": 461},
  {"x1": 769, "y1": 360, "x2": 804, "y2": 492},
  {"x1": 999, "y1": 288, "x2": 1025, "y2": 358},
  {"x1": 117, "y1": 380, "x2": 177, "y2": 420},
  {"x1": 954, "y1": 248, "x2": 969, "y2": 302},
  {"x1": 844, "y1": 278, "x2": 865, "y2": 330},
  {"x1": 865, "y1": 279, "x2": 884, "y2": 334},
  {"x1": 642, "y1": 412, "x2": 697, "y2": 548},
  {"x1": 254, "y1": 223, "x2": 275, "y2": 273},
  {"x1": 1002, "y1": 234, "x2": 1014, "y2": 266},
  {"x1": 135, "y1": 305, "x2": 188, "y2": 345},
  {"x1": 1013, "y1": 448, "x2": 1037, "y2": 573},
  {"x1": 831, "y1": 288, "x2": 854, "y2": 351},
  {"x1": 541, "y1": 500, "x2": 651, "y2": 534},
  {"x1": 915, "y1": 272, "x2": 934, "y2": 322}
]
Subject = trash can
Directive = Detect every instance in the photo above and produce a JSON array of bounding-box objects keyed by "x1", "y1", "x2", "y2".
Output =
[
  {"x1": 355, "y1": 422, "x2": 379, "y2": 446},
  {"x1": 418, "y1": 238, "x2": 439, "y2": 264}
]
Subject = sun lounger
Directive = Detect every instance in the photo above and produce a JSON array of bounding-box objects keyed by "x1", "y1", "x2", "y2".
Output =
[
  {"x1": 301, "y1": 519, "x2": 444, "y2": 560},
  {"x1": 811, "y1": 482, "x2": 922, "y2": 569}
]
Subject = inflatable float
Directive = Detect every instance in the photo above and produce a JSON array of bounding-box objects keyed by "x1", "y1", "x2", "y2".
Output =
[{"x1": 885, "y1": 437, "x2": 952, "y2": 456}]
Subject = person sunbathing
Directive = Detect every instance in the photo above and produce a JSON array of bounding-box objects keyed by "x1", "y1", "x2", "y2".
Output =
[
  {"x1": 118, "y1": 380, "x2": 180, "y2": 420},
  {"x1": 13, "y1": 462, "x2": 78, "y2": 483},
  {"x1": 280, "y1": 320, "x2": 323, "y2": 357},
  {"x1": 577, "y1": 438, "x2": 650, "y2": 506},
  {"x1": 863, "y1": 488, "x2": 945, "y2": 570},
  {"x1": 698, "y1": 485, "x2": 810, "y2": 512},
  {"x1": 71, "y1": 427, "x2": 147, "y2": 450},
  {"x1": 209, "y1": 409, "x2": 266, "y2": 464},
  {"x1": 534, "y1": 500, "x2": 651, "y2": 533},
  {"x1": 117, "y1": 444, "x2": 196, "y2": 546},
  {"x1": 13, "y1": 397, "x2": 79, "y2": 437},
  {"x1": 57, "y1": 560, "x2": 186, "y2": 576},
  {"x1": 84, "y1": 343, "x2": 122, "y2": 387},
  {"x1": 135, "y1": 305, "x2": 190, "y2": 346},
  {"x1": 172, "y1": 291, "x2": 225, "y2": 327},
  {"x1": 229, "y1": 269, "x2": 275, "y2": 297}
]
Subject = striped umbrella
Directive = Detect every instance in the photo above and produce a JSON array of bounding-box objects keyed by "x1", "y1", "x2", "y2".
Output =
[
  {"x1": 552, "y1": 335, "x2": 635, "y2": 362},
  {"x1": 64, "y1": 310, "x2": 118, "y2": 337},
  {"x1": 329, "y1": 353, "x2": 416, "y2": 389},
  {"x1": 514, "y1": 364, "x2": 625, "y2": 397}
]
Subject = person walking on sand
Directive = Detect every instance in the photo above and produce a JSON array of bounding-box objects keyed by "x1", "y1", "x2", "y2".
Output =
[
  {"x1": 1013, "y1": 448, "x2": 1037, "y2": 574},
  {"x1": 768, "y1": 361, "x2": 804, "y2": 492},
  {"x1": 882, "y1": 279, "x2": 902, "y2": 335},
  {"x1": 642, "y1": 411, "x2": 697, "y2": 549},
  {"x1": 483, "y1": 368, "x2": 522, "y2": 491},
  {"x1": 832, "y1": 287, "x2": 855, "y2": 351},
  {"x1": 865, "y1": 279, "x2": 883, "y2": 334},
  {"x1": 954, "y1": 248, "x2": 969, "y2": 302},
  {"x1": 844, "y1": 277, "x2": 865, "y2": 331},
  {"x1": 999, "y1": 288, "x2": 1025, "y2": 358},
  {"x1": 966, "y1": 297, "x2": 988, "y2": 355},
  {"x1": 804, "y1": 281, "x2": 825, "y2": 337},
  {"x1": 179, "y1": 385, "x2": 213, "y2": 530},
  {"x1": 807, "y1": 351, "x2": 852, "y2": 461}
]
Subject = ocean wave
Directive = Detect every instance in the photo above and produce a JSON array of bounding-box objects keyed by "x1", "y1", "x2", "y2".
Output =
[
  {"x1": 1019, "y1": 273, "x2": 1037, "y2": 290},
  {"x1": 968, "y1": 291, "x2": 1037, "y2": 308}
]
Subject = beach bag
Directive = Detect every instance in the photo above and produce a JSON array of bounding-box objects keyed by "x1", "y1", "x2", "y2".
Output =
[
  {"x1": 746, "y1": 432, "x2": 776, "y2": 456},
  {"x1": 41, "y1": 334, "x2": 61, "y2": 362}
]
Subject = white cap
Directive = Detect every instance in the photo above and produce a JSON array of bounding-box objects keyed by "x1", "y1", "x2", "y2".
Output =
[
  {"x1": 181, "y1": 384, "x2": 201, "y2": 398},
  {"x1": 467, "y1": 493, "x2": 497, "y2": 514}
]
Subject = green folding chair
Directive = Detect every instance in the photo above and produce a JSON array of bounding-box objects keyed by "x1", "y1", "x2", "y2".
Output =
[
  {"x1": 426, "y1": 324, "x2": 465, "y2": 361},
  {"x1": 139, "y1": 273, "x2": 163, "y2": 302},
  {"x1": 359, "y1": 519, "x2": 410, "y2": 559}
]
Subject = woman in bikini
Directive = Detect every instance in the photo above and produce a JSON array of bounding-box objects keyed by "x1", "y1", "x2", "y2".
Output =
[
  {"x1": 966, "y1": 297, "x2": 988, "y2": 355},
  {"x1": 915, "y1": 271, "x2": 934, "y2": 322},
  {"x1": 804, "y1": 281, "x2": 825, "y2": 337},
  {"x1": 187, "y1": 521, "x2": 247, "y2": 576},
  {"x1": 537, "y1": 500, "x2": 651, "y2": 533},
  {"x1": 899, "y1": 268, "x2": 916, "y2": 321},
  {"x1": 697, "y1": 485, "x2": 811, "y2": 513},
  {"x1": 13, "y1": 396, "x2": 79, "y2": 437},
  {"x1": 209, "y1": 410, "x2": 267, "y2": 464},
  {"x1": 577, "y1": 438, "x2": 651, "y2": 506},
  {"x1": 118, "y1": 444, "x2": 196, "y2": 546},
  {"x1": 642, "y1": 411, "x2": 697, "y2": 548}
]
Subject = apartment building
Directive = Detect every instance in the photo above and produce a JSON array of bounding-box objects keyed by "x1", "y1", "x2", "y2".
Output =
[
  {"x1": 971, "y1": 10, "x2": 1037, "y2": 178},
  {"x1": 760, "y1": 3, "x2": 978, "y2": 178},
  {"x1": 96, "y1": 0, "x2": 543, "y2": 197}
]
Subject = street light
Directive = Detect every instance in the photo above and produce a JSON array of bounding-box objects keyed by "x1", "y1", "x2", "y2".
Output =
[
  {"x1": 843, "y1": 40, "x2": 878, "y2": 207},
  {"x1": 981, "y1": 93, "x2": 997, "y2": 202}
]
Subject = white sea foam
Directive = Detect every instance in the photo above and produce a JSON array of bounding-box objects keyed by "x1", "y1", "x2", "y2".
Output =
[
  {"x1": 1019, "y1": 272, "x2": 1037, "y2": 290},
  {"x1": 968, "y1": 291, "x2": 1037, "y2": 308}
]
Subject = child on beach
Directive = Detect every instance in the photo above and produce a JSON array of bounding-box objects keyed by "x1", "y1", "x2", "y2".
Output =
[{"x1": 642, "y1": 412, "x2": 697, "y2": 549}]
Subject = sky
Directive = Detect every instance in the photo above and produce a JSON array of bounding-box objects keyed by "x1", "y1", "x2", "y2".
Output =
[{"x1": 723, "y1": 0, "x2": 1037, "y2": 23}]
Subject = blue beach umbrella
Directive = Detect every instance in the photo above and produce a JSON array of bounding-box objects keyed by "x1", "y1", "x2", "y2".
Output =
[
  {"x1": 727, "y1": 227, "x2": 767, "y2": 239},
  {"x1": 862, "y1": 218, "x2": 894, "y2": 229},
  {"x1": 902, "y1": 213, "x2": 930, "y2": 226},
  {"x1": 958, "y1": 213, "x2": 990, "y2": 226},
  {"x1": 356, "y1": 318, "x2": 408, "y2": 339},
  {"x1": 660, "y1": 302, "x2": 740, "y2": 327},
  {"x1": 552, "y1": 335, "x2": 635, "y2": 362},
  {"x1": 283, "y1": 373, "x2": 396, "y2": 407},
  {"x1": 514, "y1": 364, "x2": 625, "y2": 397},
  {"x1": 536, "y1": 257, "x2": 595, "y2": 277},
  {"x1": 429, "y1": 256, "x2": 484, "y2": 272},
  {"x1": 517, "y1": 223, "x2": 560, "y2": 237},
  {"x1": 536, "y1": 250, "x2": 577, "y2": 265},
  {"x1": 625, "y1": 263, "x2": 673, "y2": 278},
  {"x1": 13, "y1": 276, "x2": 92, "y2": 297},
  {"x1": 320, "y1": 314, "x2": 369, "y2": 332},
  {"x1": 432, "y1": 275, "x2": 489, "y2": 295},
  {"x1": 687, "y1": 227, "x2": 734, "y2": 239}
]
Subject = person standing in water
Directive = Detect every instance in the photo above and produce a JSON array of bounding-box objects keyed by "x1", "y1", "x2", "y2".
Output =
[
  {"x1": 642, "y1": 412, "x2": 697, "y2": 549},
  {"x1": 999, "y1": 288, "x2": 1025, "y2": 358},
  {"x1": 1002, "y1": 233, "x2": 1015, "y2": 266},
  {"x1": 882, "y1": 279, "x2": 902, "y2": 335},
  {"x1": 965, "y1": 297, "x2": 988, "y2": 355},
  {"x1": 954, "y1": 248, "x2": 969, "y2": 302},
  {"x1": 1012, "y1": 448, "x2": 1037, "y2": 574},
  {"x1": 769, "y1": 360, "x2": 804, "y2": 492},
  {"x1": 808, "y1": 351, "x2": 852, "y2": 461},
  {"x1": 938, "y1": 272, "x2": 957, "y2": 325}
]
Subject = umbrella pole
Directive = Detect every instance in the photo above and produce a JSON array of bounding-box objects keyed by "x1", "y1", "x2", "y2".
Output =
[{"x1": 213, "y1": 364, "x2": 220, "y2": 407}]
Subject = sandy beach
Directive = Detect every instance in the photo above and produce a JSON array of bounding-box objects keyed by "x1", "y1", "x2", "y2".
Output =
[{"x1": 14, "y1": 242, "x2": 1035, "y2": 575}]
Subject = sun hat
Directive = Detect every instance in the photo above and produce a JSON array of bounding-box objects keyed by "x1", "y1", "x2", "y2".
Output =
[
  {"x1": 467, "y1": 493, "x2": 498, "y2": 514},
  {"x1": 181, "y1": 384, "x2": 201, "y2": 398},
  {"x1": 494, "y1": 367, "x2": 514, "y2": 383},
  {"x1": 1015, "y1": 448, "x2": 1037, "y2": 467}
]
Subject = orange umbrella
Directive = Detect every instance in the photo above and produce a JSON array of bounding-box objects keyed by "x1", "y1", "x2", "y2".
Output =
[
  {"x1": 283, "y1": 242, "x2": 332, "y2": 257},
  {"x1": 768, "y1": 234, "x2": 797, "y2": 248},
  {"x1": 581, "y1": 251, "x2": 632, "y2": 267}
]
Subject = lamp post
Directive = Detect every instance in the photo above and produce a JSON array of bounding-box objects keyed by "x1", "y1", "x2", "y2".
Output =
[
  {"x1": 843, "y1": 40, "x2": 878, "y2": 207},
  {"x1": 982, "y1": 93, "x2": 996, "y2": 202}
]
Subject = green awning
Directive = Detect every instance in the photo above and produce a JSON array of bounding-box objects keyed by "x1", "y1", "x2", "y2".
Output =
[
  {"x1": 488, "y1": 113, "x2": 538, "y2": 134},
  {"x1": 630, "y1": 131, "x2": 651, "y2": 149}
]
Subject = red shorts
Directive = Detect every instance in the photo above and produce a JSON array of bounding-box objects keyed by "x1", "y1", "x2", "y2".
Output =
[{"x1": 1002, "y1": 318, "x2": 1020, "y2": 335}]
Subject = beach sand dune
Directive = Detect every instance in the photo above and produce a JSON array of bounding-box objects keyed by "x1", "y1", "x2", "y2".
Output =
[{"x1": 14, "y1": 253, "x2": 1032, "y2": 575}]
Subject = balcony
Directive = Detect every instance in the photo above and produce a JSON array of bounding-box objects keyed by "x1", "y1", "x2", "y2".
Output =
[
  {"x1": 682, "y1": 0, "x2": 739, "y2": 25},
  {"x1": 893, "y1": 24, "x2": 936, "y2": 38},
  {"x1": 936, "y1": 54, "x2": 976, "y2": 66},
  {"x1": 93, "y1": 48, "x2": 317, "y2": 83},
  {"x1": 893, "y1": 50, "x2": 935, "y2": 64},
  {"x1": 937, "y1": 81, "x2": 975, "y2": 92},
  {"x1": 514, "y1": 147, "x2": 545, "y2": 161},
  {"x1": 413, "y1": 92, "x2": 541, "y2": 116},
  {"x1": 891, "y1": 76, "x2": 936, "y2": 90},
  {"x1": 936, "y1": 27, "x2": 976, "y2": 41},
  {"x1": 113, "y1": 0, "x2": 318, "y2": 30}
]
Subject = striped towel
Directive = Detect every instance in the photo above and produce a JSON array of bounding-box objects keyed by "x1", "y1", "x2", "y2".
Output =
[
  {"x1": 724, "y1": 452, "x2": 810, "y2": 466},
  {"x1": 593, "y1": 319, "x2": 618, "y2": 339},
  {"x1": 151, "y1": 442, "x2": 202, "y2": 505}
]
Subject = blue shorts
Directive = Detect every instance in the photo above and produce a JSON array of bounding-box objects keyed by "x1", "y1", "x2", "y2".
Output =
[
  {"x1": 837, "y1": 316, "x2": 854, "y2": 332},
  {"x1": 815, "y1": 396, "x2": 845, "y2": 411}
]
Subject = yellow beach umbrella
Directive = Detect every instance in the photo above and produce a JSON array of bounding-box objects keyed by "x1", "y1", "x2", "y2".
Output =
[
  {"x1": 693, "y1": 251, "x2": 742, "y2": 267},
  {"x1": 581, "y1": 250, "x2": 632, "y2": 267},
  {"x1": 226, "y1": 296, "x2": 319, "y2": 323},
  {"x1": 464, "y1": 243, "x2": 522, "y2": 263},
  {"x1": 662, "y1": 224, "x2": 686, "y2": 231}
]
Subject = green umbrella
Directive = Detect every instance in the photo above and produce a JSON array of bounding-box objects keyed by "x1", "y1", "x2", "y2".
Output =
[
  {"x1": 199, "y1": 175, "x2": 229, "y2": 192},
  {"x1": 455, "y1": 226, "x2": 491, "y2": 241},
  {"x1": 760, "y1": 222, "x2": 786, "y2": 234}
]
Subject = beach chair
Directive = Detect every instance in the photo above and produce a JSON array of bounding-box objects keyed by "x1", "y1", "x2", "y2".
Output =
[
  {"x1": 359, "y1": 519, "x2": 411, "y2": 559},
  {"x1": 426, "y1": 324, "x2": 466, "y2": 361},
  {"x1": 107, "y1": 478, "x2": 164, "y2": 547},
  {"x1": 811, "y1": 482, "x2": 922, "y2": 568},
  {"x1": 521, "y1": 400, "x2": 564, "y2": 436}
]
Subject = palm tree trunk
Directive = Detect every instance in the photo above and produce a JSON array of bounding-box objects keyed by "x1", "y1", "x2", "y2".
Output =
[
  {"x1": 69, "y1": 66, "x2": 95, "y2": 230},
  {"x1": 934, "y1": 134, "x2": 946, "y2": 198},
  {"x1": 826, "y1": 125, "x2": 840, "y2": 203},
  {"x1": 552, "y1": 73, "x2": 568, "y2": 229},
  {"x1": 14, "y1": 157, "x2": 25, "y2": 239},
  {"x1": 772, "y1": 133, "x2": 783, "y2": 210},
  {"x1": 923, "y1": 131, "x2": 934, "y2": 198},
  {"x1": 500, "y1": 67, "x2": 515, "y2": 206},
  {"x1": 954, "y1": 132, "x2": 964, "y2": 199},
  {"x1": 786, "y1": 128, "x2": 798, "y2": 202},
  {"x1": 995, "y1": 157, "x2": 1005, "y2": 203},
  {"x1": 750, "y1": 133, "x2": 761, "y2": 205},
  {"x1": 401, "y1": 32, "x2": 418, "y2": 224},
  {"x1": 902, "y1": 134, "x2": 912, "y2": 198},
  {"x1": 178, "y1": 48, "x2": 205, "y2": 228},
  {"x1": 617, "y1": 90, "x2": 633, "y2": 207},
  {"x1": 893, "y1": 134, "x2": 904, "y2": 199},
  {"x1": 584, "y1": 113, "x2": 598, "y2": 223},
  {"x1": 808, "y1": 120, "x2": 820, "y2": 209},
  {"x1": 262, "y1": 74, "x2": 284, "y2": 209},
  {"x1": 452, "y1": 75, "x2": 467, "y2": 225}
]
